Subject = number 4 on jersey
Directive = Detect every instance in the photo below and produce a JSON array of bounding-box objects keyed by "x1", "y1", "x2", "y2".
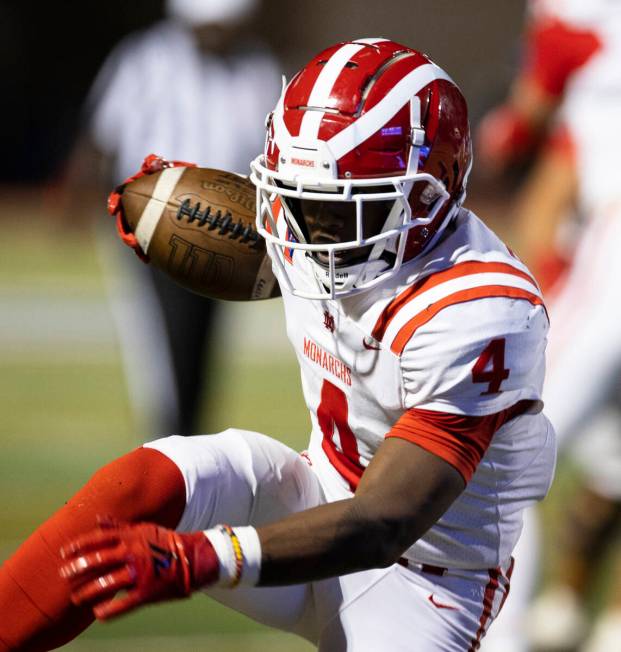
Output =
[{"x1": 472, "y1": 338, "x2": 510, "y2": 395}]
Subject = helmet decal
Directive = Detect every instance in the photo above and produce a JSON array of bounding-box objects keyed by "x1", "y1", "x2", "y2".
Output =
[{"x1": 327, "y1": 64, "x2": 453, "y2": 161}]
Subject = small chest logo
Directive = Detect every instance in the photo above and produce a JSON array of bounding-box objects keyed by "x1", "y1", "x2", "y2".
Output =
[{"x1": 323, "y1": 310, "x2": 335, "y2": 333}]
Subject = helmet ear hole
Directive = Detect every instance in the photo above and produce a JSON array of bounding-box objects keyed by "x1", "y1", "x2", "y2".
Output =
[
  {"x1": 419, "y1": 183, "x2": 441, "y2": 206},
  {"x1": 408, "y1": 181, "x2": 437, "y2": 219}
]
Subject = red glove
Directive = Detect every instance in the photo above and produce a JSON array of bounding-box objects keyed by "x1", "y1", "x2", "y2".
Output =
[
  {"x1": 107, "y1": 154, "x2": 196, "y2": 263},
  {"x1": 59, "y1": 519, "x2": 219, "y2": 621}
]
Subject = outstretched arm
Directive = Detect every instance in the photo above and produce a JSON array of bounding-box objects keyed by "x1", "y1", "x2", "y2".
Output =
[{"x1": 60, "y1": 436, "x2": 464, "y2": 619}]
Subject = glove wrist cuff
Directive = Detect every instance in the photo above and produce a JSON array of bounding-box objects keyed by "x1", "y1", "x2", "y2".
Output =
[{"x1": 179, "y1": 531, "x2": 220, "y2": 590}]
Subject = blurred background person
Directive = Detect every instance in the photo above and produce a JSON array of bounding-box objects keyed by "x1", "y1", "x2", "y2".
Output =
[
  {"x1": 477, "y1": 1, "x2": 621, "y2": 650},
  {"x1": 64, "y1": 0, "x2": 281, "y2": 438}
]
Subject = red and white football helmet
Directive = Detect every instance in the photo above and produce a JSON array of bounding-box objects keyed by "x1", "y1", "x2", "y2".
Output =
[{"x1": 250, "y1": 37, "x2": 472, "y2": 299}]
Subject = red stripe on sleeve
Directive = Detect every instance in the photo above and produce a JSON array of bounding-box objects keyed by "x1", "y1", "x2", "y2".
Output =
[{"x1": 386, "y1": 400, "x2": 535, "y2": 483}]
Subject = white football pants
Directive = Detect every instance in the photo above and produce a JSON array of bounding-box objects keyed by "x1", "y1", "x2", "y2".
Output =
[{"x1": 146, "y1": 430, "x2": 513, "y2": 651}]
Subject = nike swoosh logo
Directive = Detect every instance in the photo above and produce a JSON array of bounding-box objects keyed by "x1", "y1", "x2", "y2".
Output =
[
  {"x1": 428, "y1": 594, "x2": 459, "y2": 611},
  {"x1": 362, "y1": 337, "x2": 381, "y2": 350}
]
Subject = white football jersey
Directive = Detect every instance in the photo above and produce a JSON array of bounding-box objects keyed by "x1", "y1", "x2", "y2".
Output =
[{"x1": 269, "y1": 208, "x2": 556, "y2": 570}]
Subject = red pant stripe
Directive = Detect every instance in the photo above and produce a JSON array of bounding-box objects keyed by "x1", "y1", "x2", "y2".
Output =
[{"x1": 468, "y1": 567, "x2": 501, "y2": 652}]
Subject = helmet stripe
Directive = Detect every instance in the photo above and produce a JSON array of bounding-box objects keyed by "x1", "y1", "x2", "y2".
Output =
[
  {"x1": 298, "y1": 107, "x2": 326, "y2": 142},
  {"x1": 272, "y1": 87, "x2": 291, "y2": 148},
  {"x1": 327, "y1": 63, "x2": 454, "y2": 160},
  {"x1": 352, "y1": 37, "x2": 390, "y2": 45},
  {"x1": 299, "y1": 38, "x2": 386, "y2": 141}
]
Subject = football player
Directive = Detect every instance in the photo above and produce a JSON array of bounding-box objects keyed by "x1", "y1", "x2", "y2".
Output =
[{"x1": 0, "y1": 38, "x2": 555, "y2": 651}]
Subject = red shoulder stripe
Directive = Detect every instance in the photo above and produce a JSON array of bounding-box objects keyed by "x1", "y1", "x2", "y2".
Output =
[
  {"x1": 390, "y1": 285, "x2": 544, "y2": 356},
  {"x1": 372, "y1": 261, "x2": 538, "y2": 343}
]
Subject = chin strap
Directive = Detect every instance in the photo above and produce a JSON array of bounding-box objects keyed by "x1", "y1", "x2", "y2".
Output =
[
  {"x1": 418, "y1": 200, "x2": 462, "y2": 257},
  {"x1": 106, "y1": 154, "x2": 197, "y2": 263}
]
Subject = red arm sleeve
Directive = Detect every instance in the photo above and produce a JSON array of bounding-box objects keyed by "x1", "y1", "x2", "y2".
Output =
[{"x1": 386, "y1": 400, "x2": 535, "y2": 483}]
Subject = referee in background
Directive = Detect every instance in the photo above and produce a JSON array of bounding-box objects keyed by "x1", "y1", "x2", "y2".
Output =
[{"x1": 65, "y1": 0, "x2": 281, "y2": 438}]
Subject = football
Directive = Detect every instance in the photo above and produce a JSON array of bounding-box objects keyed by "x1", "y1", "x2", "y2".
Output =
[{"x1": 110, "y1": 161, "x2": 276, "y2": 301}]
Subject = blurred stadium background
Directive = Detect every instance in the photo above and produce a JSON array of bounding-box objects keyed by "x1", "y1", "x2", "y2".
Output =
[{"x1": 1, "y1": 0, "x2": 592, "y2": 649}]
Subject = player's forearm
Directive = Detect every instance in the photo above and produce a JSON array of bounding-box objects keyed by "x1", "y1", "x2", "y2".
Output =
[
  {"x1": 255, "y1": 441, "x2": 465, "y2": 587},
  {"x1": 256, "y1": 495, "x2": 407, "y2": 586}
]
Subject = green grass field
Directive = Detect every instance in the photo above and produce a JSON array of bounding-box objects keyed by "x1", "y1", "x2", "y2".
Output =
[{"x1": 0, "y1": 217, "x2": 313, "y2": 650}]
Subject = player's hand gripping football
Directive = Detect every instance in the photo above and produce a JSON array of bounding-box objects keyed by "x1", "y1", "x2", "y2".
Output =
[
  {"x1": 59, "y1": 519, "x2": 219, "y2": 620},
  {"x1": 106, "y1": 153, "x2": 276, "y2": 301}
]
